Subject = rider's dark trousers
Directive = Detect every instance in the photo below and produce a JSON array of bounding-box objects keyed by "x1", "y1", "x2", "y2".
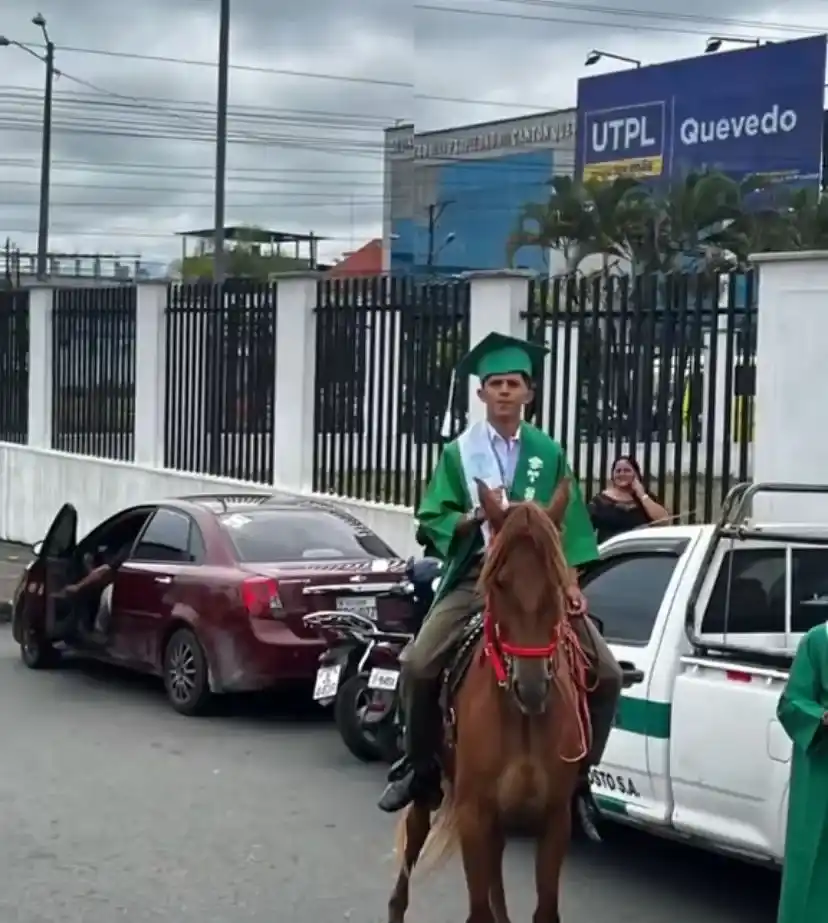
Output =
[{"x1": 398, "y1": 561, "x2": 622, "y2": 766}]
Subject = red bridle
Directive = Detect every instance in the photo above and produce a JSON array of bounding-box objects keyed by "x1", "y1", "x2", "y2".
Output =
[{"x1": 481, "y1": 606, "x2": 560, "y2": 686}]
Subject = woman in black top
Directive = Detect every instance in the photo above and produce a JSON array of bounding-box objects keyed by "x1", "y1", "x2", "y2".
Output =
[{"x1": 588, "y1": 455, "x2": 670, "y2": 545}]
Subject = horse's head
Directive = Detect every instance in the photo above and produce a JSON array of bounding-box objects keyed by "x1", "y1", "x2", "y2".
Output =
[{"x1": 475, "y1": 477, "x2": 570, "y2": 715}]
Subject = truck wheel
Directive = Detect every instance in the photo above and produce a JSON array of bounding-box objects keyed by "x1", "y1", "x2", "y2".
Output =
[
  {"x1": 334, "y1": 672, "x2": 385, "y2": 763},
  {"x1": 163, "y1": 628, "x2": 212, "y2": 716}
]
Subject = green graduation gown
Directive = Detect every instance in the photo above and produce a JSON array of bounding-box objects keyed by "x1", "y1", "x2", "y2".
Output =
[
  {"x1": 776, "y1": 623, "x2": 828, "y2": 923},
  {"x1": 416, "y1": 422, "x2": 598, "y2": 606}
]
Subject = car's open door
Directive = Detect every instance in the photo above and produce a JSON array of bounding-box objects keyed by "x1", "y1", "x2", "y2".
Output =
[{"x1": 40, "y1": 503, "x2": 78, "y2": 639}]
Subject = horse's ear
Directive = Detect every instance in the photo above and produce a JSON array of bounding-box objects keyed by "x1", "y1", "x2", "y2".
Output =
[
  {"x1": 547, "y1": 477, "x2": 570, "y2": 527},
  {"x1": 475, "y1": 478, "x2": 506, "y2": 529}
]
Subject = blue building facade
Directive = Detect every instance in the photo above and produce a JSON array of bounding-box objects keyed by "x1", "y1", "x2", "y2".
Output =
[{"x1": 383, "y1": 111, "x2": 576, "y2": 276}]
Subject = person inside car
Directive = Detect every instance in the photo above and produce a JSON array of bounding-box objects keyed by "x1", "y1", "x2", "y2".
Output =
[{"x1": 57, "y1": 543, "x2": 132, "y2": 640}]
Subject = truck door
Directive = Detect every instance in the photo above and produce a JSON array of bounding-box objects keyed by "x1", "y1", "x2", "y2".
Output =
[
  {"x1": 582, "y1": 535, "x2": 693, "y2": 825},
  {"x1": 671, "y1": 541, "x2": 827, "y2": 861}
]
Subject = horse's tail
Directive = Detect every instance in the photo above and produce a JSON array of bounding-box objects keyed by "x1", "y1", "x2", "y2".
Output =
[{"x1": 394, "y1": 783, "x2": 461, "y2": 876}]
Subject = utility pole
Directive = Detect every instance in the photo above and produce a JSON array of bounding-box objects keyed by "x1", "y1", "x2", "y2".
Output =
[
  {"x1": 32, "y1": 14, "x2": 55, "y2": 282},
  {"x1": 36, "y1": 36, "x2": 54, "y2": 281},
  {"x1": 426, "y1": 200, "x2": 454, "y2": 269},
  {"x1": 213, "y1": 0, "x2": 231, "y2": 283},
  {"x1": 0, "y1": 15, "x2": 56, "y2": 281}
]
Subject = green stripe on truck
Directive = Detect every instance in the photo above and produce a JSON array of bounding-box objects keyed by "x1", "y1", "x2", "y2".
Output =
[
  {"x1": 613, "y1": 696, "x2": 671, "y2": 739},
  {"x1": 595, "y1": 795, "x2": 629, "y2": 815}
]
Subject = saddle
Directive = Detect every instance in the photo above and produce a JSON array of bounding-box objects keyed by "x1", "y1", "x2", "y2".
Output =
[{"x1": 438, "y1": 607, "x2": 485, "y2": 729}]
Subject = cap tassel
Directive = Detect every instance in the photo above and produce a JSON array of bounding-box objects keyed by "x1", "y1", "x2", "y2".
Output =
[{"x1": 440, "y1": 368, "x2": 456, "y2": 438}]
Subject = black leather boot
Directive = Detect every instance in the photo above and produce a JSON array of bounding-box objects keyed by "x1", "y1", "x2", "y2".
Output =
[
  {"x1": 378, "y1": 681, "x2": 440, "y2": 813},
  {"x1": 574, "y1": 766, "x2": 602, "y2": 843}
]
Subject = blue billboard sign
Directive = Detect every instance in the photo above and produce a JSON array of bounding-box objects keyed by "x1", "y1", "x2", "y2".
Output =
[{"x1": 576, "y1": 36, "x2": 827, "y2": 187}]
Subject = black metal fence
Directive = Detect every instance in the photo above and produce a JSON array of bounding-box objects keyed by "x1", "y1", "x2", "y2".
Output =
[
  {"x1": 165, "y1": 281, "x2": 277, "y2": 483},
  {"x1": 313, "y1": 276, "x2": 470, "y2": 505},
  {"x1": 526, "y1": 271, "x2": 756, "y2": 521},
  {"x1": 51, "y1": 286, "x2": 136, "y2": 460},
  {"x1": 0, "y1": 289, "x2": 29, "y2": 444}
]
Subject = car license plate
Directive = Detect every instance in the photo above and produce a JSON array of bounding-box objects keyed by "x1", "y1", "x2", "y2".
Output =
[
  {"x1": 313, "y1": 665, "x2": 342, "y2": 700},
  {"x1": 367, "y1": 667, "x2": 399, "y2": 691},
  {"x1": 336, "y1": 596, "x2": 377, "y2": 620}
]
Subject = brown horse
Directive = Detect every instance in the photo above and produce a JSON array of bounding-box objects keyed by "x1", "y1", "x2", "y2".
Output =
[{"x1": 388, "y1": 478, "x2": 593, "y2": 923}]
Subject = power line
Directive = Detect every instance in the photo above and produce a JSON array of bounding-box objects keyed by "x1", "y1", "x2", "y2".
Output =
[
  {"x1": 1, "y1": 49, "x2": 394, "y2": 162},
  {"x1": 44, "y1": 43, "x2": 412, "y2": 89},
  {"x1": 0, "y1": 86, "x2": 395, "y2": 127},
  {"x1": 474, "y1": 0, "x2": 822, "y2": 36},
  {"x1": 2, "y1": 118, "x2": 388, "y2": 155},
  {"x1": 415, "y1": 3, "x2": 819, "y2": 39},
  {"x1": 0, "y1": 157, "x2": 386, "y2": 176},
  {"x1": 2, "y1": 226, "x2": 360, "y2": 241}
]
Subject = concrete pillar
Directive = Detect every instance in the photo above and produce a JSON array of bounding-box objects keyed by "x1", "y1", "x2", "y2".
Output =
[
  {"x1": 26, "y1": 286, "x2": 53, "y2": 450},
  {"x1": 273, "y1": 274, "x2": 319, "y2": 492},
  {"x1": 464, "y1": 271, "x2": 534, "y2": 425},
  {"x1": 133, "y1": 283, "x2": 168, "y2": 468},
  {"x1": 751, "y1": 251, "x2": 828, "y2": 521}
]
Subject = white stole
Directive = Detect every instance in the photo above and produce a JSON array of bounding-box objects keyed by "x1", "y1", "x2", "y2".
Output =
[{"x1": 455, "y1": 421, "x2": 510, "y2": 547}]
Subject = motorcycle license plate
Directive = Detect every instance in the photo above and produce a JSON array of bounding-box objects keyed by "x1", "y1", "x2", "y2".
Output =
[
  {"x1": 367, "y1": 668, "x2": 399, "y2": 691},
  {"x1": 313, "y1": 665, "x2": 342, "y2": 700}
]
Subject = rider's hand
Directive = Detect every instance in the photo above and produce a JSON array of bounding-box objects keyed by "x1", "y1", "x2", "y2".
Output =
[{"x1": 565, "y1": 584, "x2": 587, "y2": 616}]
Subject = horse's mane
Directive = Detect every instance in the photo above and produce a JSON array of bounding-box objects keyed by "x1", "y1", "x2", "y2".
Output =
[{"x1": 478, "y1": 501, "x2": 570, "y2": 611}]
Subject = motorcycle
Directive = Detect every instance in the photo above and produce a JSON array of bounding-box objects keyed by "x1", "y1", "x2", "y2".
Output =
[{"x1": 304, "y1": 556, "x2": 441, "y2": 763}]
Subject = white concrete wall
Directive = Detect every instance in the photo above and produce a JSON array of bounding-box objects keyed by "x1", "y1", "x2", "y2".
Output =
[{"x1": 0, "y1": 442, "x2": 420, "y2": 558}]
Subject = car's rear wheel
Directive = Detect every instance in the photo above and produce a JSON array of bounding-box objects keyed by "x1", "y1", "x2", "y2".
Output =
[
  {"x1": 163, "y1": 628, "x2": 212, "y2": 716},
  {"x1": 20, "y1": 625, "x2": 60, "y2": 670}
]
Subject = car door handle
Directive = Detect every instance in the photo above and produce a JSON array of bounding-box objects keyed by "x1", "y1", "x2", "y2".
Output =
[
  {"x1": 618, "y1": 660, "x2": 645, "y2": 688},
  {"x1": 154, "y1": 576, "x2": 172, "y2": 585}
]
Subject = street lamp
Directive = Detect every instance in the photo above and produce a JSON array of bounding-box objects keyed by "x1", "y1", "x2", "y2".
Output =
[
  {"x1": 705, "y1": 36, "x2": 763, "y2": 53},
  {"x1": 0, "y1": 13, "x2": 56, "y2": 280},
  {"x1": 584, "y1": 49, "x2": 642, "y2": 68}
]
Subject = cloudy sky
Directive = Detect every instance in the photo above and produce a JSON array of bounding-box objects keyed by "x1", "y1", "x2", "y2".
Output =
[{"x1": 1, "y1": 0, "x2": 827, "y2": 273}]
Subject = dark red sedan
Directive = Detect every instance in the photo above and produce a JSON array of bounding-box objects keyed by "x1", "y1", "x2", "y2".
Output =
[{"x1": 11, "y1": 493, "x2": 412, "y2": 715}]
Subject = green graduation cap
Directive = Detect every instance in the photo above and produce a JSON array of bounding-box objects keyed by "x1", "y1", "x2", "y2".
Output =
[
  {"x1": 457, "y1": 331, "x2": 549, "y2": 382},
  {"x1": 441, "y1": 332, "x2": 549, "y2": 436}
]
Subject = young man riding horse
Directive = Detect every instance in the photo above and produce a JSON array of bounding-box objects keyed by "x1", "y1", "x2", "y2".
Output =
[{"x1": 378, "y1": 332, "x2": 623, "y2": 832}]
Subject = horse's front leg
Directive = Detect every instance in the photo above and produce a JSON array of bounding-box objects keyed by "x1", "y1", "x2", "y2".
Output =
[
  {"x1": 458, "y1": 801, "x2": 499, "y2": 923},
  {"x1": 532, "y1": 805, "x2": 572, "y2": 923},
  {"x1": 388, "y1": 802, "x2": 432, "y2": 923},
  {"x1": 487, "y1": 827, "x2": 511, "y2": 923}
]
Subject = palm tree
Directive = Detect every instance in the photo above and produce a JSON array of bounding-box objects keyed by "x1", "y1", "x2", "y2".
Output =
[{"x1": 507, "y1": 174, "x2": 647, "y2": 274}]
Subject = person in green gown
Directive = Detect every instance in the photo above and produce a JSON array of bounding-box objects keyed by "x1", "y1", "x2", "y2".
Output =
[
  {"x1": 378, "y1": 332, "x2": 623, "y2": 830},
  {"x1": 776, "y1": 622, "x2": 828, "y2": 923}
]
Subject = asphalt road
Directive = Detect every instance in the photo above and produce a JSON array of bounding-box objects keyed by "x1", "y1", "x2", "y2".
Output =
[{"x1": 0, "y1": 628, "x2": 781, "y2": 923}]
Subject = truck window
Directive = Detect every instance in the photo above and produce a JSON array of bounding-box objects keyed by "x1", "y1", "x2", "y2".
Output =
[
  {"x1": 791, "y1": 547, "x2": 828, "y2": 632},
  {"x1": 701, "y1": 548, "x2": 785, "y2": 634},
  {"x1": 581, "y1": 553, "x2": 679, "y2": 645}
]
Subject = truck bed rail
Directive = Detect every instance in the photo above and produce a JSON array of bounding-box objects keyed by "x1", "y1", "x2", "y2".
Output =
[{"x1": 686, "y1": 481, "x2": 828, "y2": 668}]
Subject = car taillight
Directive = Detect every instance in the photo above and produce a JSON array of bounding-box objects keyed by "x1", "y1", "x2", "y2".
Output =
[{"x1": 241, "y1": 576, "x2": 283, "y2": 618}]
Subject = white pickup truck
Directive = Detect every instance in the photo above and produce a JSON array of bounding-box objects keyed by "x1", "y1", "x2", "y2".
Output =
[{"x1": 585, "y1": 481, "x2": 828, "y2": 867}]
